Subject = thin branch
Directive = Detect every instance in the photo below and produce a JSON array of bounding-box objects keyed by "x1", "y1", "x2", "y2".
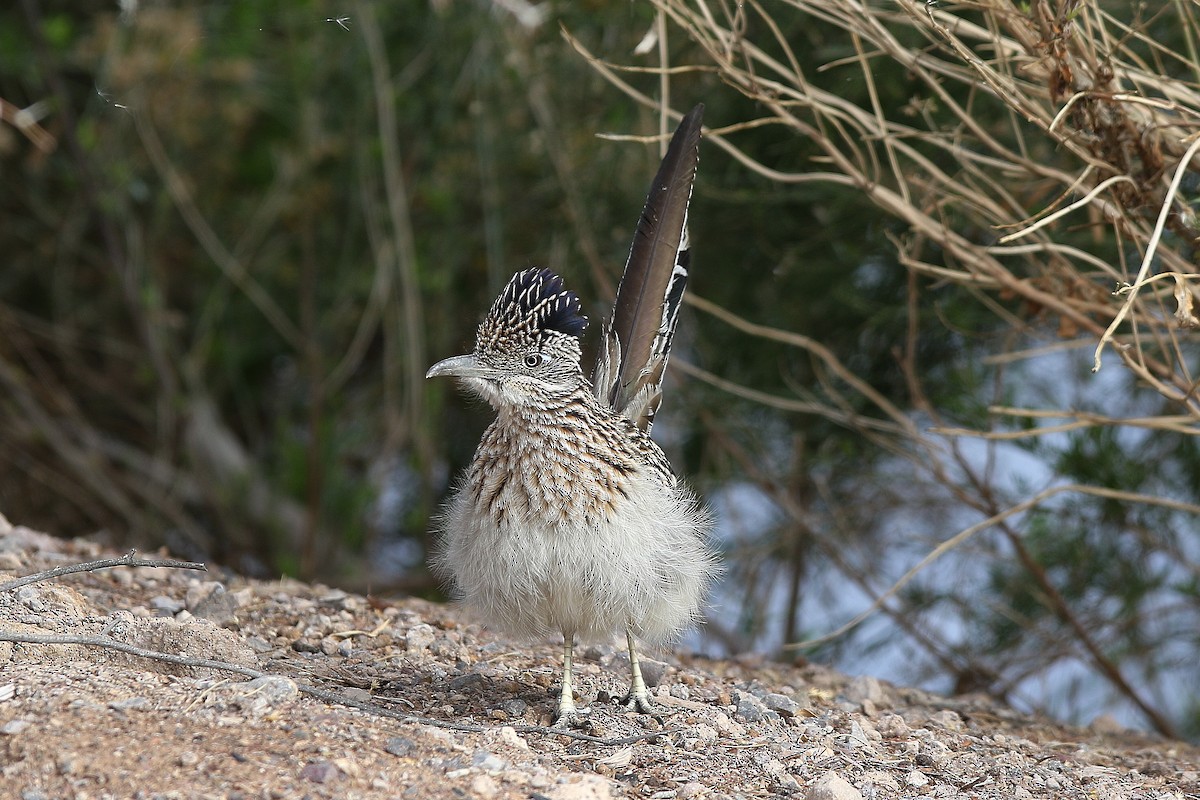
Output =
[{"x1": 0, "y1": 550, "x2": 206, "y2": 593}]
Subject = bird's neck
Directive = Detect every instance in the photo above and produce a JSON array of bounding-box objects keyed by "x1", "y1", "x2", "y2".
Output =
[{"x1": 493, "y1": 384, "x2": 598, "y2": 431}]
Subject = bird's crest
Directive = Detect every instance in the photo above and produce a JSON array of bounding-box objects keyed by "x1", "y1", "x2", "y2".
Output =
[
  {"x1": 593, "y1": 104, "x2": 704, "y2": 431},
  {"x1": 478, "y1": 267, "x2": 588, "y2": 350}
]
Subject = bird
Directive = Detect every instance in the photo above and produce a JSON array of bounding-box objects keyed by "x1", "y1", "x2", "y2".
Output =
[{"x1": 426, "y1": 104, "x2": 716, "y2": 725}]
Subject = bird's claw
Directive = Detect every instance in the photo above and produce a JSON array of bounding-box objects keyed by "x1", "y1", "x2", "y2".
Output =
[
  {"x1": 552, "y1": 707, "x2": 591, "y2": 729},
  {"x1": 620, "y1": 691, "x2": 665, "y2": 716}
]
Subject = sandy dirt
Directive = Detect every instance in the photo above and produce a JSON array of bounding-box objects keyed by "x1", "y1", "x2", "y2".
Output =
[{"x1": 1, "y1": 519, "x2": 1196, "y2": 799}]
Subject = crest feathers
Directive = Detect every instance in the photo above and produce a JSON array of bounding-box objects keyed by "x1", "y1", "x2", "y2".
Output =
[{"x1": 486, "y1": 267, "x2": 588, "y2": 341}]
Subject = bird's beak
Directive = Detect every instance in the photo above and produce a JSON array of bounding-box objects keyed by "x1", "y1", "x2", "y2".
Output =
[{"x1": 426, "y1": 353, "x2": 489, "y2": 380}]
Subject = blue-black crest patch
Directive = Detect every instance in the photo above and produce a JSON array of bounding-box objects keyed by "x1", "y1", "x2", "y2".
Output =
[{"x1": 487, "y1": 267, "x2": 588, "y2": 340}]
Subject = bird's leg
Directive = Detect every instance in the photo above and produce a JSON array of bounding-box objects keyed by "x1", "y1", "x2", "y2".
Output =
[
  {"x1": 553, "y1": 634, "x2": 587, "y2": 727},
  {"x1": 621, "y1": 627, "x2": 661, "y2": 714}
]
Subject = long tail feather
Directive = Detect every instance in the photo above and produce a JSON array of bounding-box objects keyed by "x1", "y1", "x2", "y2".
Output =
[{"x1": 594, "y1": 104, "x2": 703, "y2": 430}]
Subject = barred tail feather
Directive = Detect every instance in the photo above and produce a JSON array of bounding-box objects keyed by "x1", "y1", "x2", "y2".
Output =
[{"x1": 594, "y1": 104, "x2": 704, "y2": 431}]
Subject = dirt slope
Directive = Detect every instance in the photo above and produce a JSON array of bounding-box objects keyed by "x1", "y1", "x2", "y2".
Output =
[{"x1": 0, "y1": 519, "x2": 1195, "y2": 799}]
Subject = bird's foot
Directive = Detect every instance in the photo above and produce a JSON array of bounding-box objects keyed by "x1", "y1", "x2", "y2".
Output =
[
  {"x1": 552, "y1": 705, "x2": 591, "y2": 729},
  {"x1": 620, "y1": 690, "x2": 665, "y2": 717}
]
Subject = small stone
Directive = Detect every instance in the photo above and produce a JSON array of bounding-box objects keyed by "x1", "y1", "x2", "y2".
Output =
[
  {"x1": 185, "y1": 580, "x2": 225, "y2": 611},
  {"x1": 710, "y1": 713, "x2": 746, "y2": 737},
  {"x1": 483, "y1": 725, "x2": 529, "y2": 752},
  {"x1": 108, "y1": 697, "x2": 150, "y2": 712},
  {"x1": 732, "y1": 690, "x2": 776, "y2": 723},
  {"x1": 905, "y1": 770, "x2": 929, "y2": 788},
  {"x1": 843, "y1": 676, "x2": 885, "y2": 707},
  {"x1": 845, "y1": 720, "x2": 876, "y2": 752},
  {"x1": 341, "y1": 687, "x2": 372, "y2": 704},
  {"x1": 763, "y1": 693, "x2": 799, "y2": 717},
  {"x1": 300, "y1": 760, "x2": 340, "y2": 784},
  {"x1": 16, "y1": 587, "x2": 46, "y2": 612},
  {"x1": 385, "y1": 737, "x2": 416, "y2": 757},
  {"x1": 638, "y1": 657, "x2": 670, "y2": 688},
  {"x1": 678, "y1": 783, "x2": 707, "y2": 800},
  {"x1": 405, "y1": 623, "x2": 436, "y2": 653},
  {"x1": 320, "y1": 637, "x2": 339, "y2": 656},
  {"x1": 806, "y1": 770, "x2": 864, "y2": 800},
  {"x1": 875, "y1": 713, "x2": 909, "y2": 738},
  {"x1": 337, "y1": 639, "x2": 353, "y2": 658},
  {"x1": 501, "y1": 698, "x2": 527, "y2": 718},
  {"x1": 239, "y1": 676, "x2": 298, "y2": 707},
  {"x1": 470, "y1": 774, "x2": 500, "y2": 799},
  {"x1": 1, "y1": 719, "x2": 31, "y2": 735},
  {"x1": 150, "y1": 595, "x2": 185, "y2": 615},
  {"x1": 246, "y1": 635, "x2": 273, "y2": 653},
  {"x1": 545, "y1": 773, "x2": 620, "y2": 800},
  {"x1": 926, "y1": 709, "x2": 964, "y2": 731},
  {"x1": 860, "y1": 771, "x2": 899, "y2": 792},
  {"x1": 472, "y1": 750, "x2": 506, "y2": 771},
  {"x1": 451, "y1": 673, "x2": 483, "y2": 690}
]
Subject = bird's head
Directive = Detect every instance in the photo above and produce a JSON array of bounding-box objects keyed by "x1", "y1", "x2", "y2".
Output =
[{"x1": 426, "y1": 268, "x2": 589, "y2": 410}]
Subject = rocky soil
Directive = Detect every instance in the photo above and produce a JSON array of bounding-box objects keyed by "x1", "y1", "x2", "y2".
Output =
[{"x1": 0, "y1": 517, "x2": 1196, "y2": 799}]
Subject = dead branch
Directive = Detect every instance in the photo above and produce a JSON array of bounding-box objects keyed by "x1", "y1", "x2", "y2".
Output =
[{"x1": 0, "y1": 550, "x2": 207, "y2": 593}]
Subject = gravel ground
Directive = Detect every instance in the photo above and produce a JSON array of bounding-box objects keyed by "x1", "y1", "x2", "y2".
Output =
[{"x1": 1, "y1": 518, "x2": 1196, "y2": 799}]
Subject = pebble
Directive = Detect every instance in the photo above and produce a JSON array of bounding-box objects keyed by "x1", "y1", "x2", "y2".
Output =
[
  {"x1": 406, "y1": 623, "x2": 436, "y2": 653},
  {"x1": 16, "y1": 587, "x2": 46, "y2": 613},
  {"x1": 763, "y1": 693, "x2": 799, "y2": 717},
  {"x1": 245, "y1": 635, "x2": 273, "y2": 653},
  {"x1": 470, "y1": 774, "x2": 500, "y2": 799},
  {"x1": 732, "y1": 690, "x2": 777, "y2": 723},
  {"x1": 545, "y1": 773, "x2": 620, "y2": 800},
  {"x1": 234, "y1": 675, "x2": 298, "y2": 717},
  {"x1": 638, "y1": 657, "x2": 669, "y2": 688},
  {"x1": 806, "y1": 770, "x2": 864, "y2": 800},
  {"x1": 108, "y1": 697, "x2": 150, "y2": 712},
  {"x1": 300, "y1": 760, "x2": 340, "y2": 784},
  {"x1": 472, "y1": 749, "x2": 507, "y2": 771},
  {"x1": 150, "y1": 595, "x2": 185, "y2": 615},
  {"x1": 385, "y1": 736, "x2": 416, "y2": 757},
  {"x1": 450, "y1": 672, "x2": 483, "y2": 690},
  {"x1": 482, "y1": 725, "x2": 529, "y2": 752},
  {"x1": 843, "y1": 675, "x2": 885, "y2": 707},
  {"x1": 926, "y1": 709, "x2": 964, "y2": 731},
  {"x1": 860, "y1": 770, "x2": 899, "y2": 792},
  {"x1": 185, "y1": 581, "x2": 224, "y2": 610},
  {"x1": 905, "y1": 770, "x2": 929, "y2": 788},
  {"x1": 500, "y1": 698, "x2": 527, "y2": 718},
  {"x1": 875, "y1": 713, "x2": 909, "y2": 738},
  {"x1": 1, "y1": 719, "x2": 31, "y2": 735},
  {"x1": 710, "y1": 713, "x2": 746, "y2": 737}
]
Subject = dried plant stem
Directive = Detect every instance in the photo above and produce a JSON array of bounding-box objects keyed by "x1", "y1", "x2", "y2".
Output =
[{"x1": 0, "y1": 550, "x2": 206, "y2": 593}]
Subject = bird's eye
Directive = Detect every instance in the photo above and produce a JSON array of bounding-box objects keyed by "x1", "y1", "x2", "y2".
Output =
[{"x1": 523, "y1": 353, "x2": 547, "y2": 368}]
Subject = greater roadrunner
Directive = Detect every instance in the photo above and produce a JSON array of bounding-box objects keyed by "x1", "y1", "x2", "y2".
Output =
[{"x1": 426, "y1": 105, "x2": 716, "y2": 725}]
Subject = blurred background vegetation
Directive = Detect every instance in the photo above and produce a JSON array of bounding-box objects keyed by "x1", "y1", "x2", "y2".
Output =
[{"x1": 2, "y1": 0, "x2": 1199, "y2": 739}]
